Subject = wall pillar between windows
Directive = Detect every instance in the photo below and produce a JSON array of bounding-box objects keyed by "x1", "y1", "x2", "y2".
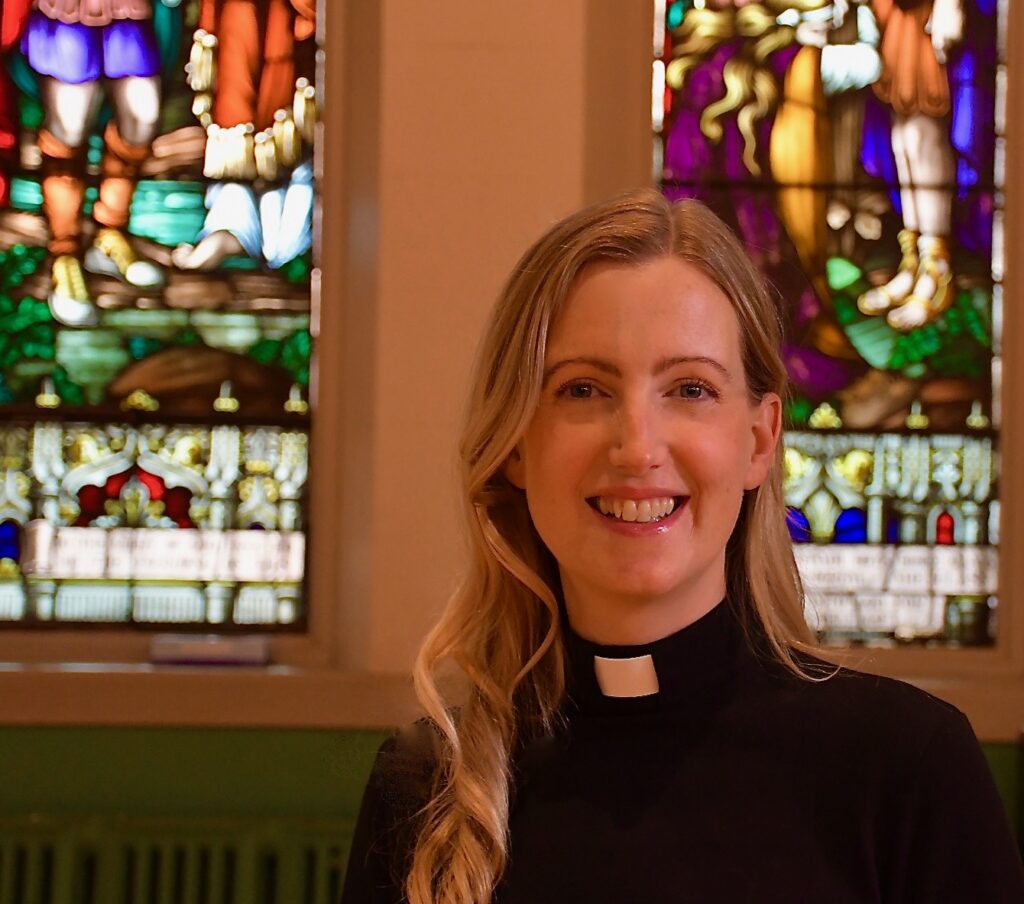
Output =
[{"x1": 318, "y1": 0, "x2": 653, "y2": 674}]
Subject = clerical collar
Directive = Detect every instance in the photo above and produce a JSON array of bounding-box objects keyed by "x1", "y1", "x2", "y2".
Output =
[{"x1": 561, "y1": 599, "x2": 747, "y2": 716}]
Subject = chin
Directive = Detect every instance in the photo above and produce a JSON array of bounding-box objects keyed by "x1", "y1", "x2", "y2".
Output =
[
  {"x1": 603, "y1": 571, "x2": 692, "y2": 604},
  {"x1": 600, "y1": 553, "x2": 725, "y2": 602}
]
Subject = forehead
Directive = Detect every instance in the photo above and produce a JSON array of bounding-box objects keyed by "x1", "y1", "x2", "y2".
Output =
[{"x1": 547, "y1": 257, "x2": 743, "y2": 360}]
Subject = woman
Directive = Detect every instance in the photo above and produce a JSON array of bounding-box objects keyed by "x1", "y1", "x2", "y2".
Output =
[{"x1": 341, "y1": 190, "x2": 1023, "y2": 903}]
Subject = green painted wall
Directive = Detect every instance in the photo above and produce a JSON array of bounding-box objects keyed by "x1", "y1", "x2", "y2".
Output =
[
  {"x1": 0, "y1": 728, "x2": 1020, "y2": 849},
  {"x1": 984, "y1": 743, "x2": 1022, "y2": 845},
  {"x1": 0, "y1": 728, "x2": 390, "y2": 820}
]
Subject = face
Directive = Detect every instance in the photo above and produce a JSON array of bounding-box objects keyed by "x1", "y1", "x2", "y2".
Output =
[{"x1": 504, "y1": 256, "x2": 781, "y2": 643}]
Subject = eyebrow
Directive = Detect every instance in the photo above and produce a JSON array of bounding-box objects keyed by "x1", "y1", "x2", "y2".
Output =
[{"x1": 542, "y1": 355, "x2": 732, "y2": 385}]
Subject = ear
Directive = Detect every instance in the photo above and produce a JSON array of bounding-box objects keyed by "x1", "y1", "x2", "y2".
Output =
[
  {"x1": 504, "y1": 444, "x2": 526, "y2": 490},
  {"x1": 743, "y1": 392, "x2": 782, "y2": 491}
]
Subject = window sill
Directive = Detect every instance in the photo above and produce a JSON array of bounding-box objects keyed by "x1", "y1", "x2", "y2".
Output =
[
  {"x1": 0, "y1": 661, "x2": 1021, "y2": 740},
  {"x1": 0, "y1": 665, "x2": 418, "y2": 729}
]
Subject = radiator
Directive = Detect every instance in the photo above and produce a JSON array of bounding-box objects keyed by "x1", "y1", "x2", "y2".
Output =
[{"x1": 0, "y1": 816, "x2": 352, "y2": 904}]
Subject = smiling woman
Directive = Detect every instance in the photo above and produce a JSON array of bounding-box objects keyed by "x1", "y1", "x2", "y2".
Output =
[
  {"x1": 340, "y1": 190, "x2": 1024, "y2": 904},
  {"x1": 504, "y1": 256, "x2": 782, "y2": 646}
]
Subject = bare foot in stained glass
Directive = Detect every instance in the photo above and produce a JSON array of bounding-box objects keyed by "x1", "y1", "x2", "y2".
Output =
[
  {"x1": 858, "y1": 269, "x2": 915, "y2": 316},
  {"x1": 48, "y1": 255, "x2": 99, "y2": 327},
  {"x1": 886, "y1": 236, "x2": 953, "y2": 332},
  {"x1": 84, "y1": 228, "x2": 164, "y2": 288},
  {"x1": 857, "y1": 228, "x2": 918, "y2": 316},
  {"x1": 172, "y1": 231, "x2": 245, "y2": 270}
]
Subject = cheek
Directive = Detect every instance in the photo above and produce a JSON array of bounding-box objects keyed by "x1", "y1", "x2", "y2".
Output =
[
  {"x1": 523, "y1": 422, "x2": 599, "y2": 490},
  {"x1": 684, "y1": 422, "x2": 753, "y2": 498},
  {"x1": 520, "y1": 428, "x2": 597, "y2": 542}
]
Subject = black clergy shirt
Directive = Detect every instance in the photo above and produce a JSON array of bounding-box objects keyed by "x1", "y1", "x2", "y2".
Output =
[{"x1": 340, "y1": 599, "x2": 1024, "y2": 903}]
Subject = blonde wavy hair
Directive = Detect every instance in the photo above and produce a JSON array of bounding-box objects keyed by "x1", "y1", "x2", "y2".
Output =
[{"x1": 406, "y1": 189, "x2": 820, "y2": 903}]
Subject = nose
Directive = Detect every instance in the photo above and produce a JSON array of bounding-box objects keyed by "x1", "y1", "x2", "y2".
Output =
[{"x1": 607, "y1": 397, "x2": 665, "y2": 474}]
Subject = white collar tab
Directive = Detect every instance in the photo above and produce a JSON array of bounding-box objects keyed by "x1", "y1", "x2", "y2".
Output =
[{"x1": 593, "y1": 654, "x2": 659, "y2": 698}]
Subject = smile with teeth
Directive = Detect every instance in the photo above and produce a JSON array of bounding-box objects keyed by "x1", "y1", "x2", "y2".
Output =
[{"x1": 590, "y1": 496, "x2": 681, "y2": 523}]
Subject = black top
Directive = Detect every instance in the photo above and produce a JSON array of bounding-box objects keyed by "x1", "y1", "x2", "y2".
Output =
[{"x1": 341, "y1": 600, "x2": 1024, "y2": 902}]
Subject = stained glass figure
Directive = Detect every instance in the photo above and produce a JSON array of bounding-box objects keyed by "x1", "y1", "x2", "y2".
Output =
[
  {"x1": 0, "y1": 0, "x2": 317, "y2": 420},
  {"x1": 0, "y1": 1, "x2": 320, "y2": 628},
  {"x1": 655, "y1": 0, "x2": 1002, "y2": 646}
]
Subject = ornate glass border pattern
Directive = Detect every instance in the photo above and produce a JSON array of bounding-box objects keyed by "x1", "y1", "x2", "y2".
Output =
[{"x1": 0, "y1": 420, "x2": 308, "y2": 625}]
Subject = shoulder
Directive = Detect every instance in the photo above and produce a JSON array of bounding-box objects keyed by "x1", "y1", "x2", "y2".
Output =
[
  {"x1": 819, "y1": 656, "x2": 964, "y2": 726},
  {"x1": 741, "y1": 653, "x2": 1018, "y2": 850},
  {"x1": 782, "y1": 662, "x2": 1024, "y2": 899},
  {"x1": 747, "y1": 651, "x2": 976, "y2": 763},
  {"x1": 342, "y1": 720, "x2": 442, "y2": 901},
  {"x1": 364, "y1": 717, "x2": 445, "y2": 829}
]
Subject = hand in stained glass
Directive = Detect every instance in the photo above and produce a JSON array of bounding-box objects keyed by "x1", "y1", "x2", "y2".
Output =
[{"x1": 927, "y1": 0, "x2": 964, "y2": 64}]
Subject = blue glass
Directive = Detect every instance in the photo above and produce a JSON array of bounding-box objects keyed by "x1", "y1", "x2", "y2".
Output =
[
  {"x1": 834, "y1": 508, "x2": 868, "y2": 544},
  {"x1": 886, "y1": 515, "x2": 900, "y2": 545},
  {"x1": 0, "y1": 520, "x2": 20, "y2": 562},
  {"x1": 786, "y1": 508, "x2": 811, "y2": 544}
]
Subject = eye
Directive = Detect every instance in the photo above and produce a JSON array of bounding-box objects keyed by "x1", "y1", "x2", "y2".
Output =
[
  {"x1": 556, "y1": 380, "x2": 600, "y2": 400},
  {"x1": 674, "y1": 380, "x2": 717, "y2": 401}
]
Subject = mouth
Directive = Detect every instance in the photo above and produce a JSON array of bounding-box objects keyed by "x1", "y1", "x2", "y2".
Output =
[{"x1": 586, "y1": 495, "x2": 687, "y2": 524}]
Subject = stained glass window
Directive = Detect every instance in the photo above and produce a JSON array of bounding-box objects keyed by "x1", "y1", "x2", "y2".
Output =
[
  {"x1": 654, "y1": 0, "x2": 1003, "y2": 646},
  {"x1": 0, "y1": 0, "x2": 319, "y2": 627}
]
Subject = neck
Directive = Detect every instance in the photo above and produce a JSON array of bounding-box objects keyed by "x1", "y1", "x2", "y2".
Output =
[
  {"x1": 560, "y1": 593, "x2": 745, "y2": 715},
  {"x1": 560, "y1": 570, "x2": 727, "y2": 646}
]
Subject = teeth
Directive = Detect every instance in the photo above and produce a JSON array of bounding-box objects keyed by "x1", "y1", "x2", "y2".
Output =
[{"x1": 594, "y1": 496, "x2": 677, "y2": 523}]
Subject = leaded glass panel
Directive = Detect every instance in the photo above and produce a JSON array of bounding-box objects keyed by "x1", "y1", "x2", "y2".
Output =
[
  {"x1": 0, "y1": 0, "x2": 319, "y2": 628},
  {"x1": 654, "y1": 0, "x2": 1003, "y2": 646}
]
